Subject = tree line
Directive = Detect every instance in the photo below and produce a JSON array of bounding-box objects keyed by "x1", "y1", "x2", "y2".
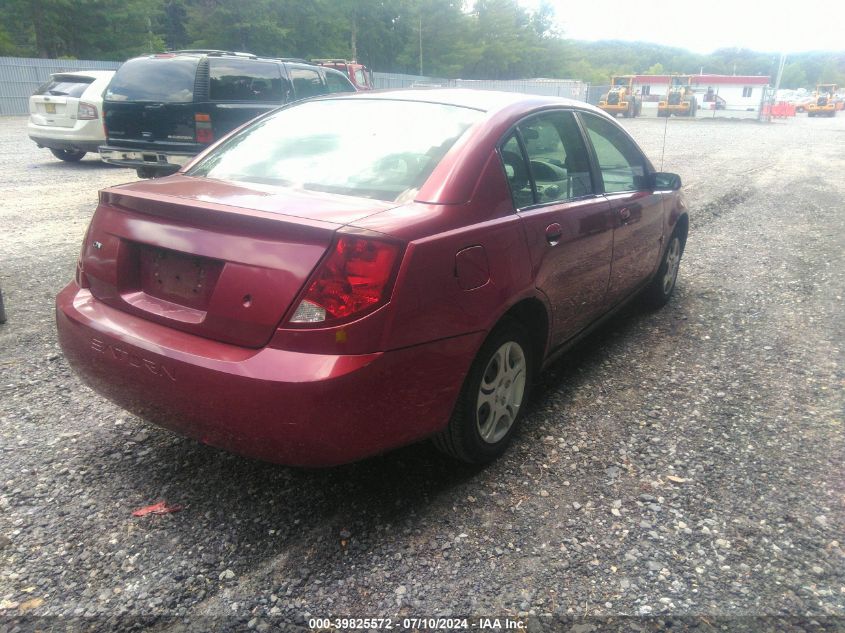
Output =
[{"x1": 1, "y1": 0, "x2": 842, "y2": 89}]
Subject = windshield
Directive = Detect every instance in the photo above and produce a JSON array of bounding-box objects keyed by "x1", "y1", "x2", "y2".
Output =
[
  {"x1": 105, "y1": 56, "x2": 198, "y2": 102},
  {"x1": 187, "y1": 99, "x2": 484, "y2": 202}
]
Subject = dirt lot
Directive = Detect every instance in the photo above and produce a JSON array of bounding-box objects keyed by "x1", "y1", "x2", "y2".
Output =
[{"x1": 1, "y1": 113, "x2": 843, "y2": 632}]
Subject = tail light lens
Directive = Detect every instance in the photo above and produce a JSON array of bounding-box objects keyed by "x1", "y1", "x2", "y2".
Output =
[
  {"x1": 77, "y1": 101, "x2": 98, "y2": 120},
  {"x1": 195, "y1": 113, "x2": 213, "y2": 144},
  {"x1": 290, "y1": 236, "x2": 401, "y2": 326}
]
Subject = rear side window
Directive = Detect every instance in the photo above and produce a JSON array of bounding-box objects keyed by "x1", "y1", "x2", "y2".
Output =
[
  {"x1": 500, "y1": 110, "x2": 595, "y2": 209},
  {"x1": 324, "y1": 70, "x2": 355, "y2": 94},
  {"x1": 209, "y1": 59, "x2": 285, "y2": 101},
  {"x1": 289, "y1": 68, "x2": 325, "y2": 100},
  {"x1": 105, "y1": 56, "x2": 198, "y2": 103},
  {"x1": 35, "y1": 75, "x2": 94, "y2": 98}
]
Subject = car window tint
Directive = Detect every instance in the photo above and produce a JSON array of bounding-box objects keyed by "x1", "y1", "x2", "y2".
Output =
[
  {"x1": 289, "y1": 68, "x2": 325, "y2": 100},
  {"x1": 106, "y1": 56, "x2": 198, "y2": 102},
  {"x1": 209, "y1": 59, "x2": 284, "y2": 101},
  {"x1": 324, "y1": 70, "x2": 355, "y2": 94},
  {"x1": 35, "y1": 76, "x2": 94, "y2": 98},
  {"x1": 500, "y1": 134, "x2": 533, "y2": 209},
  {"x1": 580, "y1": 113, "x2": 647, "y2": 193},
  {"x1": 517, "y1": 111, "x2": 594, "y2": 204}
]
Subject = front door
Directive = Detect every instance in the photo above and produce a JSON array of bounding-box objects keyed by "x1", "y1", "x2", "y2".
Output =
[{"x1": 579, "y1": 112, "x2": 665, "y2": 305}]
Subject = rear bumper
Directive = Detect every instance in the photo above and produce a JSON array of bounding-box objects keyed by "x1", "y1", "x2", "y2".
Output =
[
  {"x1": 30, "y1": 136, "x2": 103, "y2": 153},
  {"x1": 56, "y1": 283, "x2": 482, "y2": 466},
  {"x1": 99, "y1": 146, "x2": 195, "y2": 174},
  {"x1": 27, "y1": 120, "x2": 104, "y2": 153}
]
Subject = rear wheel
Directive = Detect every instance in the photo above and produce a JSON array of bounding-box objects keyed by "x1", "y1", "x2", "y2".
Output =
[
  {"x1": 433, "y1": 318, "x2": 533, "y2": 463},
  {"x1": 50, "y1": 149, "x2": 86, "y2": 162}
]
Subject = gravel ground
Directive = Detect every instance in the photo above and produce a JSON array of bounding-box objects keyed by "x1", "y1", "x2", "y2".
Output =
[{"x1": 0, "y1": 113, "x2": 843, "y2": 633}]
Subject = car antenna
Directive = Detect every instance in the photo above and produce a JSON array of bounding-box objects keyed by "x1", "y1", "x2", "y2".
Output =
[{"x1": 660, "y1": 112, "x2": 669, "y2": 171}]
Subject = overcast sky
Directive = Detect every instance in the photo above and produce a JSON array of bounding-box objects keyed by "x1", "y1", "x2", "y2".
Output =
[{"x1": 519, "y1": 0, "x2": 844, "y2": 54}]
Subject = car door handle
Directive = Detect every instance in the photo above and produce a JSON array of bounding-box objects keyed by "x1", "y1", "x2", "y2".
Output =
[
  {"x1": 545, "y1": 223, "x2": 563, "y2": 245},
  {"x1": 618, "y1": 207, "x2": 631, "y2": 223}
]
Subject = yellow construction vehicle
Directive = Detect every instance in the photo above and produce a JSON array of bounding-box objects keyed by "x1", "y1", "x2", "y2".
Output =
[
  {"x1": 598, "y1": 76, "x2": 642, "y2": 118},
  {"x1": 807, "y1": 84, "x2": 838, "y2": 117},
  {"x1": 658, "y1": 75, "x2": 698, "y2": 117}
]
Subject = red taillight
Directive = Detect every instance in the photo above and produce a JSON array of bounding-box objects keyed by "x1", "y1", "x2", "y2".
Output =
[
  {"x1": 77, "y1": 101, "x2": 98, "y2": 120},
  {"x1": 195, "y1": 113, "x2": 213, "y2": 144},
  {"x1": 290, "y1": 236, "x2": 401, "y2": 325}
]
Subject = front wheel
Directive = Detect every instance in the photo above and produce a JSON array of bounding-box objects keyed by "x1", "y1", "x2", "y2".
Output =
[
  {"x1": 433, "y1": 318, "x2": 534, "y2": 463},
  {"x1": 642, "y1": 232, "x2": 684, "y2": 308},
  {"x1": 50, "y1": 149, "x2": 86, "y2": 162}
]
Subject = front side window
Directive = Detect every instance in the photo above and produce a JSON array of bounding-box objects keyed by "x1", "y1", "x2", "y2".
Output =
[
  {"x1": 187, "y1": 99, "x2": 483, "y2": 203},
  {"x1": 580, "y1": 113, "x2": 648, "y2": 193},
  {"x1": 209, "y1": 59, "x2": 284, "y2": 102},
  {"x1": 289, "y1": 68, "x2": 325, "y2": 100}
]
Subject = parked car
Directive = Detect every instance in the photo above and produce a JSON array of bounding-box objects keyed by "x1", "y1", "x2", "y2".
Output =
[
  {"x1": 27, "y1": 70, "x2": 115, "y2": 162},
  {"x1": 99, "y1": 50, "x2": 356, "y2": 178},
  {"x1": 56, "y1": 90, "x2": 687, "y2": 467}
]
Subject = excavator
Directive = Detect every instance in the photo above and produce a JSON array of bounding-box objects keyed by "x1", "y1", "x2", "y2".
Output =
[
  {"x1": 658, "y1": 75, "x2": 698, "y2": 117},
  {"x1": 598, "y1": 75, "x2": 642, "y2": 118},
  {"x1": 806, "y1": 84, "x2": 838, "y2": 117}
]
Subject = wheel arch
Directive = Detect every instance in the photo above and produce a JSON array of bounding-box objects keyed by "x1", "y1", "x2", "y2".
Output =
[{"x1": 499, "y1": 296, "x2": 550, "y2": 372}]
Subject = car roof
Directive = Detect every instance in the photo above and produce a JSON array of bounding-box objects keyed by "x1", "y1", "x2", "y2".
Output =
[{"x1": 332, "y1": 88, "x2": 605, "y2": 116}]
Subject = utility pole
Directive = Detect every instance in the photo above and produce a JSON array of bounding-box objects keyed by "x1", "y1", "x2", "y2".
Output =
[{"x1": 418, "y1": 15, "x2": 423, "y2": 76}]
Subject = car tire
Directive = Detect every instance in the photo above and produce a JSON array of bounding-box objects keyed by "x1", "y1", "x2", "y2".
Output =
[
  {"x1": 50, "y1": 149, "x2": 86, "y2": 162},
  {"x1": 433, "y1": 317, "x2": 534, "y2": 464},
  {"x1": 642, "y1": 230, "x2": 684, "y2": 309}
]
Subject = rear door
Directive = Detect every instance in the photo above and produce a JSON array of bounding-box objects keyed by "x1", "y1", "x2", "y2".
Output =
[
  {"x1": 30, "y1": 74, "x2": 94, "y2": 128},
  {"x1": 507, "y1": 110, "x2": 615, "y2": 346},
  {"x1": 578, "y1": 112, "x2": 665, "y2": 305},
  {"x1": 103, "y1": 55, "x2": 200, "y2": 153}
]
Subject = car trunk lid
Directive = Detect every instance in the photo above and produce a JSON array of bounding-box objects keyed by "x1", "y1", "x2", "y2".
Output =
[{"x1": 80, "y1": 178, "x2": 394, "y2": 348}]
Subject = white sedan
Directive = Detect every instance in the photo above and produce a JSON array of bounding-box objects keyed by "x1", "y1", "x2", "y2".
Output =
[{"x1": 27, "y1": 70, "x2": 115, "y2": 162}]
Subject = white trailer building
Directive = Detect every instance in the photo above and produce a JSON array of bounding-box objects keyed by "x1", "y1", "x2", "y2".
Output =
[{"x1": 632, "y1": 74, "x2": 770, "y2": 111}]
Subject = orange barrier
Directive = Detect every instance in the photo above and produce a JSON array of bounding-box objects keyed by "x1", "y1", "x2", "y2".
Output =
[{"x1": 762, "y1": 102, "x2": 796, "y2": 118}]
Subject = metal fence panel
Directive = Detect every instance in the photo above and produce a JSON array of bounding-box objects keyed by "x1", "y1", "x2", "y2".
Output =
[
  {"x1": 0, "y1": 57, "x2": 121, "y2": 115},
  {"x1": 453, "y1": 78, "x2": 586, "y2": 101},
  {"x1": 372, "y1": 72, "x2": 448, "y2": 90},
  {"x1": 2, "y1": 58, "x2": 588, "y2": 115}
]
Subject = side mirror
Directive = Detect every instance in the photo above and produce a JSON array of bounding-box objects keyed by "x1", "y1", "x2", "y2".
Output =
[{"x1": 652, "y1": 172, "x2": 682, "y2": 190}]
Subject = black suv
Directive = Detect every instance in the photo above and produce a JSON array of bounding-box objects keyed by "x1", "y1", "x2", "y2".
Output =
[{"x1": 100, "y1": 50, "x2": 356, "y2": 177}]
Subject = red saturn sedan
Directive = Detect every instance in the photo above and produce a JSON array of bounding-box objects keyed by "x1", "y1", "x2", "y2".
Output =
[{"x1": 56, "y1": 89, "x2": 687, "y2": 467}]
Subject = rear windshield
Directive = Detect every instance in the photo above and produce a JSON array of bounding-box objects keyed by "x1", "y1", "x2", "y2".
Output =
[
  {"x1": 105, "y1": 56, "x2": 198, "y2": 103},
  {"x1": 187, "y1": 99, "x2": 484, "y2": 202},
  {"x1": 35, "y1": 75, "x2": 94, "y2": 98}
]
